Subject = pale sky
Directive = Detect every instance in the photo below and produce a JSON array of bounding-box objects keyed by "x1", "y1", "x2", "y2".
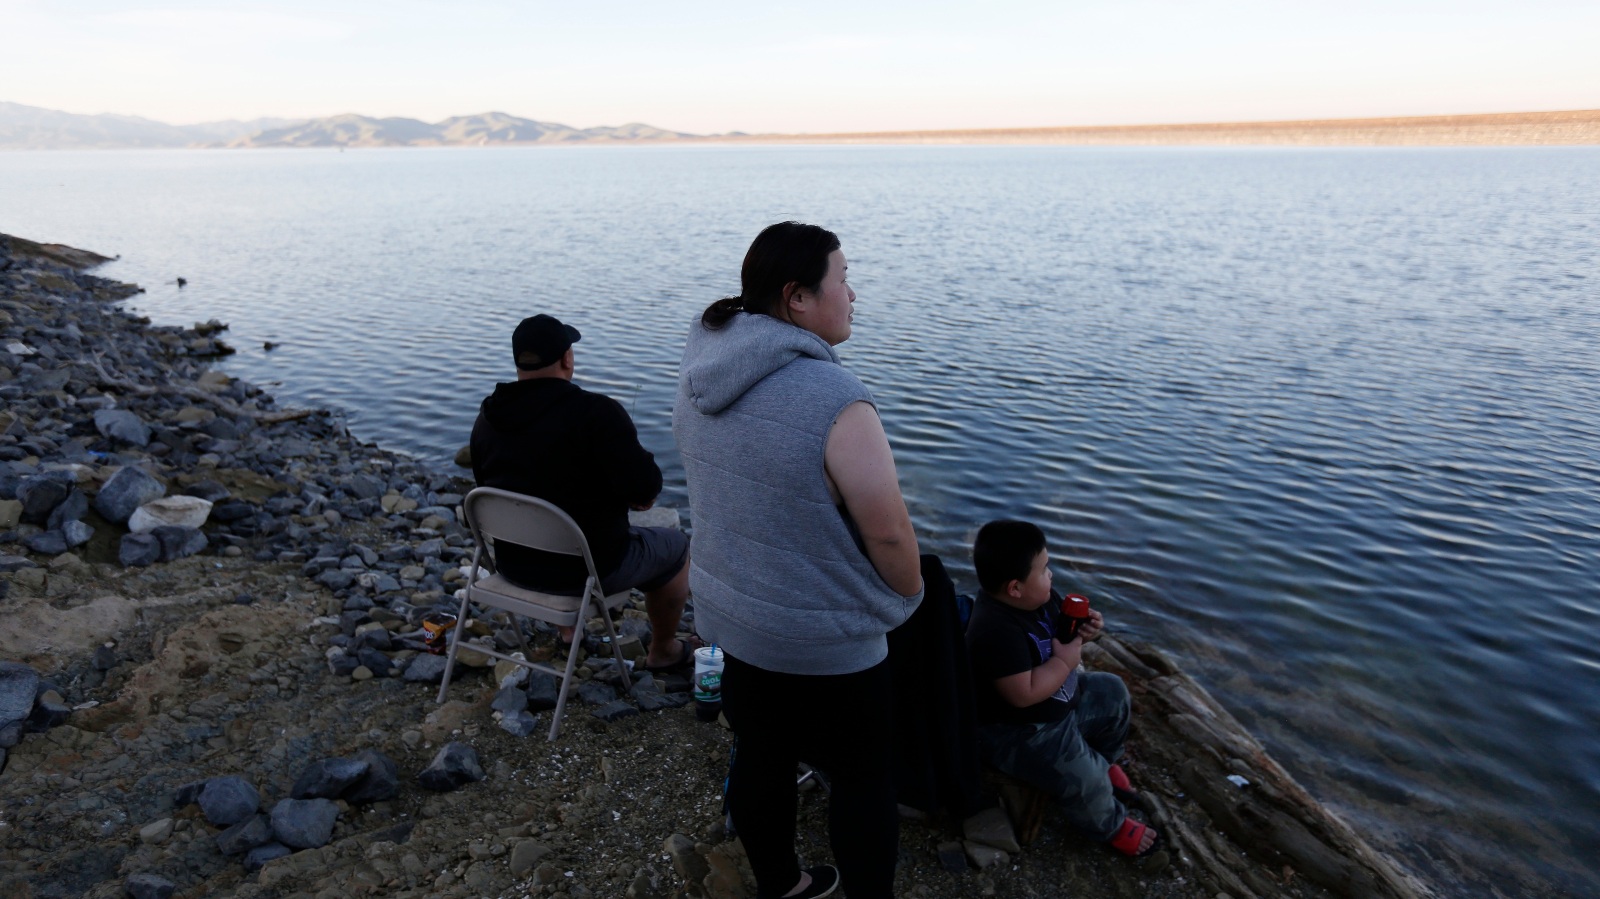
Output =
[{"x1": 3, "y1": 0, "x2": 1597, "y2": 133}]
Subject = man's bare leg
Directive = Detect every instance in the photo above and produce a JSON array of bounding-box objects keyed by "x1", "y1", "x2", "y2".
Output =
[
  {"x1": 553, "y1": 554, "x2": 690, "y2": 662},
  {"x1": 642, "y1": 555, "x2": 691, "y2": 668}
]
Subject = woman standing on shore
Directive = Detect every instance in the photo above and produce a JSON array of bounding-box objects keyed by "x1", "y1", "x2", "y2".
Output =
[{"x1": 673, "y1": 222, "x2": 925, "y2": 899}]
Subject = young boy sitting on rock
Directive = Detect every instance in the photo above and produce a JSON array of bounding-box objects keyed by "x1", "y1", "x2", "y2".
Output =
[{"x1": 965, "y1": 519, "x2": 1159, "y2": 857}]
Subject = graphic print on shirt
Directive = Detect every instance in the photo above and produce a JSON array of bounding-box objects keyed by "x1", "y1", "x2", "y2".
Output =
[{"x1": 1029, "y1": 620, "x2": 1078, "y2": 705}]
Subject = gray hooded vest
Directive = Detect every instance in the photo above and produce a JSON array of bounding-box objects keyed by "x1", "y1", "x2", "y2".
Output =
[{"x1": 673, "y1": 312, "x2": 923, "y2": 675}]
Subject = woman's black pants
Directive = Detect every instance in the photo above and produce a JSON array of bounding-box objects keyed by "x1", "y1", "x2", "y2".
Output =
[{"x1": 722, "y1": 653, "x2": 898, "y2": 899}]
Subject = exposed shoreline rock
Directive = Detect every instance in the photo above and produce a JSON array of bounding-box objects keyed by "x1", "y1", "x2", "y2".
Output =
[{"x1": 0, "y1": 233, "x2": 1426, "y2": 898}]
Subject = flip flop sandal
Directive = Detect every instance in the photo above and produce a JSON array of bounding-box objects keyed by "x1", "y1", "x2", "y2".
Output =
[
  {"x1": 642, "y1": 637, "x2": 696, "y2": 673},
  {"x1": 1108, "y1": 815, "x2": 1162, "y2": 858}
]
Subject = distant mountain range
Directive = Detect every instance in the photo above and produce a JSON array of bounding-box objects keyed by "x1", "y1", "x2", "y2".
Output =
[
  {"x1": 0, "y1": 102, "x2": 300, "y2": 149},
  {"x1": 0, "y1": 102, "x2": 697, "y2": 149},
  {"x1": 231, "y1": 111, "x2": 693, "y2": 148}
]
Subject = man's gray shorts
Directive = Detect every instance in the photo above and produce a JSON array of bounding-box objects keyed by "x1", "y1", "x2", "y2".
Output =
[{"x1": 598, "y1": 526, "x2": 689, "y2": 595}]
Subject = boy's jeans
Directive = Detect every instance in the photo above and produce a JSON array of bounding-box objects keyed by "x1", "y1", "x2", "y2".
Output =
[{"x1": 976, "y1": 671, "x2": 1131, "y2": 841}]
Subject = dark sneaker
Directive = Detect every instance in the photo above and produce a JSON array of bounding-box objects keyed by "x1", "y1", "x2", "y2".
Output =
[{"x1": 787, "y1": 865, "x2": 839, "y2": 899}]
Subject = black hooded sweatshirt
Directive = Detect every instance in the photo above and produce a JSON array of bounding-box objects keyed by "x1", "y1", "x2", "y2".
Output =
[{"x1": 469, "y1": 378, "x2": 662, "y2": 588}]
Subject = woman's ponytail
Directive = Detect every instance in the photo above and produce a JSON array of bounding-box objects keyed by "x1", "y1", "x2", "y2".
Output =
[{"x1": 700, "y1": 295, "x2": 745, "y2": 329}]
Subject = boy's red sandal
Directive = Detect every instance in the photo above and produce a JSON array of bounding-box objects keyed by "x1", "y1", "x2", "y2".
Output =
[
  {"x1": 1108, "y1": 816, "x2": 1162, "y2": 858},
  {"x1": 1108, "y1": 763, "x2": 1139, "y2": 804}
]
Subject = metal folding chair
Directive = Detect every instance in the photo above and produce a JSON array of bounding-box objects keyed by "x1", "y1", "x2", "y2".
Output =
[{"x1": 438, "y1": 486, "x2": 635, "y2": 740}]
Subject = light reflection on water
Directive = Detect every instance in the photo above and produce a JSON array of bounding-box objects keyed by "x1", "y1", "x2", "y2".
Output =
[{"x1": 3, "y1": 145, "x2": 1598, "y2": 896}]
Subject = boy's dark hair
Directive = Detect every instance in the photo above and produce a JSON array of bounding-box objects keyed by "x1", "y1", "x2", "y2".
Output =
[{"x1": 973, "y1": 519, "x2": 1047, "y2": 596}]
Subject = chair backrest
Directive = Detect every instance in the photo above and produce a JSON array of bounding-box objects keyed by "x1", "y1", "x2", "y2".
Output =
[{"x1": 462, "y1": 487, "x2": 600, "y2": 576}]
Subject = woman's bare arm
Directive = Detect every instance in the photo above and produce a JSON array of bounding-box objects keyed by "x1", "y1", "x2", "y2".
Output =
[{"x1": 824, "y1": 401, "x2": 922, "y2": 597}]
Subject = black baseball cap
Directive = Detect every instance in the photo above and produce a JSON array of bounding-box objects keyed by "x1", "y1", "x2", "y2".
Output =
[{"x1": 512, "y1": 314, "x2": 581, "y2": 370}]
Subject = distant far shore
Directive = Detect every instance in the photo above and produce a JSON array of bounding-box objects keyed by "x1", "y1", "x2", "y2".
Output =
[
  {"x1": 5, "y1": 102, "x2": 1598, "y2": 149},
  {"x1": 702, "y1": 109, "x2": 1600, "y2": 147}
]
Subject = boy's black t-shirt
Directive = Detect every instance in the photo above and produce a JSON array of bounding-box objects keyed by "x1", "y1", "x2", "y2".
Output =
[{"x1": 965, "y1": 593, "x2": 1079, "y2": 726}]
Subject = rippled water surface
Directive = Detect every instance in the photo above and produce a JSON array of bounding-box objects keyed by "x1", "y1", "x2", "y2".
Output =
[{"x1": 4, "y1": 145, "x2": 1598, "y2": 895}]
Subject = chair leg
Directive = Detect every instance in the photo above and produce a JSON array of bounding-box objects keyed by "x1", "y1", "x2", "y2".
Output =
[
  {"x1": 435, "y1": 593, "x2": 472, "y2": 704},
  {"x1": 598, "y1": 597, "x2": 635, "y2": 699},
  {"x1": 512, "y1": 614, "x2": 533, "y2": 662},
  {"x1": 548, "y1": 601, "x2": 590, "y2": 742}
]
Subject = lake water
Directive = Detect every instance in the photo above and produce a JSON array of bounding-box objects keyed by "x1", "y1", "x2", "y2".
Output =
[{"x1": 3, "y1": 145, "x2": 1597, "y2": 896}]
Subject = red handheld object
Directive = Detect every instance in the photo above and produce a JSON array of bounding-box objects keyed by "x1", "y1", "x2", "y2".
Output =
[
  {"x1": 1060, "y1": 594, "x2": 1091, "y2": 621},
  {"x1": 1056, "y1": 594, "x2": 1092, "y2": 641}
]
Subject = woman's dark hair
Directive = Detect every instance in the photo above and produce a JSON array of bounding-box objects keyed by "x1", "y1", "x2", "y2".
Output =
[
  {"x1": 973, "y1": 520, "x2": 1048, "y2": 595},
  {"x1": 702, "y1": 221, "x2": 841, "y2": 329}
]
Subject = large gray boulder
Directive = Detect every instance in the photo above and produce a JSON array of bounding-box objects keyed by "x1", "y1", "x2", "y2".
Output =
[
  {"x1": 22, "y1": 530, "x2": 71, "y2": 556},
  {"x1": 93, "y1": 408, "x2": 151, "y2": 447},
  {"x1": 316, "y1": 569, "x2": 356, "y2": 591},
  {"x1": 417, "y1": 742, "x2": 485, "y2": 792},
  {"x1": 325, "y1": 649, "x2": 360, "y2": 677},
  {"x1": 16, "y1": 473, "x2": 71, "y2": 524},
  {"x1": 356, "y1": 647, "x2": 394, "y2": 676},
  {"x1": 0, "y1": 662, "x2": 39, "y2": 735},
  {"x1": 525, "y1": 672, "x2": 560, "y2": 711},
  {"x1": 291, "y1": 757, "x2": 369, "y2": 800},
  {"x1": 151, "y1": 526, "x2": 207, "y2": 562},
  {"x1": 491, "y1": 687, "x2": 527, "y2": 714},
  {"x1": 214, "y1": 813, "x2": 273, "y2": 856},
  {"x1": 269, "y1": 797, "x2": 340, "y2": 849},
  {"x1": 60, "y1": 519, "x2": 94, "y2": 550},
  {"x1": 24, "y1": 521, "x2": 92, "y2": 555},
  {"x1": 44, "y1": 488, "x2": 88, "y2": 530},
  {"x1": 118, "y1": 533, "x2": 161, "y2": 568},
  {"x1": 197, "y1": 776, "x2": 259, "y2": 827},
  {"x1": 402, "y1": 653, "x2": 449, "y2": 684},
  {"x1": 341, "y1": 749, "x2": 400, "y2": 804},
  {"x1": 95, "y1": 466, "x2": 166, "y2": 524},
  {"x1": 499, "y1": 710, "x2": 539, "y2": 737},
  {"x1": 345, "y1": 473, "x2": 386, "y2": 500},
  {"x1": 352, "y1": 628, "x2": 391, "y2": 652}
]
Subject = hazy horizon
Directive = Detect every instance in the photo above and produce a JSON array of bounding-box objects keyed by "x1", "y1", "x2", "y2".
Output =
[
  {"x1": 6, "y1": 100, "x2": 1598, "y2": 139},
  {"x1": 3, "y1": 1, "x2": 1596, "y2": 135}
]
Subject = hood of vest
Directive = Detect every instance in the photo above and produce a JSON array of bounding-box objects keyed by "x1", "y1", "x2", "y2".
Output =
[{"x1": 679, "y1": 312, "x2": 841, "y2": 415}]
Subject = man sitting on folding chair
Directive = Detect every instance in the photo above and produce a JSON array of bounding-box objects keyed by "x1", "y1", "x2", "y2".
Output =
[{"x1": 469, "y1": 313, "x2": 693, "y2": 672}]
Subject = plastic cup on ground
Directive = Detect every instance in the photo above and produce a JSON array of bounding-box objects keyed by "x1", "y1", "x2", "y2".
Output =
[{"x1": 693, "y1": 646, "x2": 725, "y2": 722}]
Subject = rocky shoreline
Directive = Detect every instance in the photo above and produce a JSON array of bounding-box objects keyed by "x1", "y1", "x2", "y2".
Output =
[{"x1": 0, "y1": 234, "x2": 1427, "y2": 899}]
